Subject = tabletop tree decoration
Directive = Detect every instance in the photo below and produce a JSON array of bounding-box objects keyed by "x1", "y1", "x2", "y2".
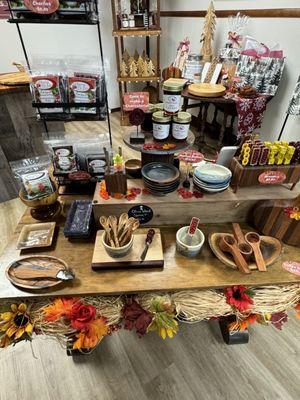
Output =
[
  {"x1": 147, "y1": 59, "x2": 156, "y2": 76},
  {"x1": 129, "y1": 59, "x2": 138, "y2": 78},
  {"x1": 200, "y1": 1, "x2": 216, "y2": 62},
  {"x1": 141, "y1": 60, "x2": 149, "y2": 77},
  {"x1": 134, "y1": 49, "x2": 140, "y2": 61},
  {"x1": 120, "y1": 60, "x2": 128, "y2": 77},
  {"x1": 137, "y1": 56, "x2": 145, "y2": 76},
  {"x1": 123, "y1": 49, "x2": 130, "y2": 64}
]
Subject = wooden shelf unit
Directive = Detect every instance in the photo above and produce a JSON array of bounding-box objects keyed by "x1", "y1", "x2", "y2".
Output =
[
  {"x1": 111, "y1": 0, "x2": 161, "y2": 125},
  {"x1": 113, "y1": 28, "x2": 161, "y2": 37},
  {"x1": 117, "y1": 75, "x2": 160, "y2": 83}
]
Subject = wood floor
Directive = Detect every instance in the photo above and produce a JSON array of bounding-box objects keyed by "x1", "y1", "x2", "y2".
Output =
[{"x1": 0, "y1": 115, "x2": 299, "y2": 400}]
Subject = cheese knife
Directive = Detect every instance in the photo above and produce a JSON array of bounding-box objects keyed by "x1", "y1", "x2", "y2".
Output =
[{"x1": 140, "y1": 229, "x2": 155, "y2": 262}]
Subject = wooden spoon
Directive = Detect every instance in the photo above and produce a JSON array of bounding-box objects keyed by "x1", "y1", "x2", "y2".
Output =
[
  {"x1": 232, "y1": 223, "x2": 253, "y2": 260},
  {"x1": 245, "y1": 232, "x2": 267, "y2": 272},
  {"x1": 118, "y1": 213, "x2": 128, "y2": 235},
  {"x1": 120, "y1": 220, "x2": 140, "y2": 246},
  {"x1": 108, "y1": 215, "x2": 120, "y2": 247},
  {"x1": 219, "y1": 235, "x2": 251, "y2": 274},
  {"x1": 99, "y1": 216, "x2": 115, "y2": 247},
  {"x1": 118, "y1": 218, "x2": 137, "y2": 244}
]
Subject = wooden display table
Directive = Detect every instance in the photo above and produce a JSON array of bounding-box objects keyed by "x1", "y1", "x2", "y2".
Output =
[{"x1": 0, "y1": 201, "x2": 300, "y2": 301}]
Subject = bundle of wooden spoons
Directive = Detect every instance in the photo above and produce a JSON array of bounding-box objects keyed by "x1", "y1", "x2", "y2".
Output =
[{"x1": 99, "y1": 213, "x2": 140, "y2": 247}]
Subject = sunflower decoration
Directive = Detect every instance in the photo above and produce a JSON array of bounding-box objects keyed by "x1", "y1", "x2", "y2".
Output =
[
  {"x1": 148, "y1": 296, "x2": 179, "y2": 339},
  {"x1": 0, "y1": 303, "x2": 33, "y2": 348}
]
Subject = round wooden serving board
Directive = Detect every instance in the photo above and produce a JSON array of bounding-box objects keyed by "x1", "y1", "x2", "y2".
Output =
[
  {"x1": 208, "y1": 233, "x2": 282, "y2": 270},
  {"x1": 188, "y1": 83, "x2": 226, "y2": 98},
  {"x1": 6, "y1": 255, "x2": 68, "y2": 290}
]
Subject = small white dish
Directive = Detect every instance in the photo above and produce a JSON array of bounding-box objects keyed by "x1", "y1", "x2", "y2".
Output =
[
  {"x1": 194, "y1": 163, "x2": 232, "y2": 184},
  {"x1": 176, "y1": 226, "x2": 205, "y2": 258}
]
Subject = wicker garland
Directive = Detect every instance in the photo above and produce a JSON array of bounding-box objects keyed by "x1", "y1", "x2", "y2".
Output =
[{"x1": 1, "y1": 284, "x2": 299, "y2": 350}]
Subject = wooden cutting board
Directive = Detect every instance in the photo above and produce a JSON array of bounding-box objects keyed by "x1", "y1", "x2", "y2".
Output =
[
  {"x1": 188, "y1": 83, "x2": 226, "y2": 98},
  {"x1": 92, "y1": 228, "x2": 164, "y2": 270}
]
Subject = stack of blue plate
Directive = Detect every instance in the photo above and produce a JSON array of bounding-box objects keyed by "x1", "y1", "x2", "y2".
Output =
[
  {"x1": 193, "y1": 164, "x2": 232, "y2": 193},
  {"x1": 142, "y1": 162, "x2": 180, "y2": 196}
]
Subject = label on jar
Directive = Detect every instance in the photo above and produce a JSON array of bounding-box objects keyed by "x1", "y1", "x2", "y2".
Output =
[
  {"x1": 172, "y1": 122, "x2": 189, "y2": 140},
  {"x1": 163, "y1": 94, "x2": 181, "y2": 113},
  {"x1": 153, "y1": 123, "x2": 170, "y2": 140}
]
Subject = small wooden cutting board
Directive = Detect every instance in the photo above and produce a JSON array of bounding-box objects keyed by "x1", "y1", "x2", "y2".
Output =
[{"x1": 91, "y1": 228, "x2": 164, "y2": 270}]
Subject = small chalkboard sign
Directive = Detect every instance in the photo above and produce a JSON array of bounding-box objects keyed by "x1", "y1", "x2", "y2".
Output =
[
  {"x1": 123, "y1": 92, "x2": 149, "y2": 112},
  {"x1": 128, "y1": 205, "x2": 153, "y2": 224}
]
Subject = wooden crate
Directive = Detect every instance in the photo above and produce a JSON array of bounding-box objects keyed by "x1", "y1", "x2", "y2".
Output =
[
  {"x1": 230, "y1": 157, "x2": 300, "y2": 193},
  {"x1": 253, "y1": 197, "x2": 300, "y2": 247}
]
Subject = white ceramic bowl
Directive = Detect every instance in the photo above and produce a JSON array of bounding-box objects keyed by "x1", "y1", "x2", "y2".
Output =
[
  {"x1": 194, "y1": 164, "x2": 232, "y2": 184},
  {"x1": 176, "y1": 226, "x2": 205, "y2": 258},
  {"x1": 102, "y1": 232, "x2": 133, "y2": 258}
]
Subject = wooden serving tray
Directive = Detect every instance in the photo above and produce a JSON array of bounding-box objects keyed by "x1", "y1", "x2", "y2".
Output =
[
  {"x1": 6, "y1": 255, "x2": 68, "y2": 290},
  {"x1": 92, "y1": 228, "x2": 164, "y2": 270},
  {"x1": 208, "y1": 232, "x2": 282, "y2": 270},
  {"x1": 16, "y1": 222, "x2": 56, "y2": 250},
  {"x1": 188, "y1": 83, "x2": 226, "y2": 98}
]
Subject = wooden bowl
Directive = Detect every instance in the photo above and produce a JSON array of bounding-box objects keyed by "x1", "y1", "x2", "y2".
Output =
[
  {"x1": 19, "y1": 189, "x2": 60, "y2": 221},
  {"x1": 208, "y1": 232, "x2": 282, "y2": 270},
  {"x1": 19, "y1": 189, "x2": 58, "y2": 207},
  {"x1": 125, "y1": 159, "x2": 142, "y2": 177}
]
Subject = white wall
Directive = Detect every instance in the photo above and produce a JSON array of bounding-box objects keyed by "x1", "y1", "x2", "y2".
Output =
[
  {"x1": 161, "y1": 0, "x2": 300, "y2": 141},
  {"x1": 0, "y1": 0, "x2": 300, "y2": 141}
]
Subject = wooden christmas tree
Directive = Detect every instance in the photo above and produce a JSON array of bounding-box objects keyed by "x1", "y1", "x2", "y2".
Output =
[
  {"x1": 147, "y1": 59, "x2": 156, "y2": 76},
  {"x1": 137, "y1": 56, "x2": 144, "y2": 77},
  {"x1": 129, "y1": 59, "x2": 138, "y2": 77},
  {"x1": 120, "y1": 60, "x2": 128, "y2": 77},
  {"x1": 200, "y1": 1, "x2": 216, "y2": 62},
  {"x1": 141, "y1": 60, "x2": 149, "y2": 77},
  {"x1": 122, "y1": 49, "x2": 130, "y2": 64}
]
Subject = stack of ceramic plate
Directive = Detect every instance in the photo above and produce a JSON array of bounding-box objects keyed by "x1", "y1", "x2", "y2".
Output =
[
  {"x1": 193, "y1": 164, "x2": 232, "y2": 193},
  {"x1": 142, "y1": 162, "x2": 180, "y2": 196}
]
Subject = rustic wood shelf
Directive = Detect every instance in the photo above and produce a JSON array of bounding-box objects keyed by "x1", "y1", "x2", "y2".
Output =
[
  {"x1": 113, "y1": 28, "x2": 161, "y2": 37},
  {"x1": 93, "y1": 179, "x2": 300, "y2": 226},
  {"x1": 117, "y1": 76, "x2": 160, "y2": 83},
  {"x1": 0, "y1": 205, "x2": 299, "y2": 300}
]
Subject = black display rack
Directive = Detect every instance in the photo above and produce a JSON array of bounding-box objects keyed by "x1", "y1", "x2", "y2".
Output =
[{"x1": 7, "y1": 0, "x2": 112, "y2": 145}]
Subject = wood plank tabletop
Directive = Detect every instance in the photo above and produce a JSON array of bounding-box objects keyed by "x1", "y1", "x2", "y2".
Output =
[{"x1": 0, "y1": 204, "x2": 299, "y2": 301}]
